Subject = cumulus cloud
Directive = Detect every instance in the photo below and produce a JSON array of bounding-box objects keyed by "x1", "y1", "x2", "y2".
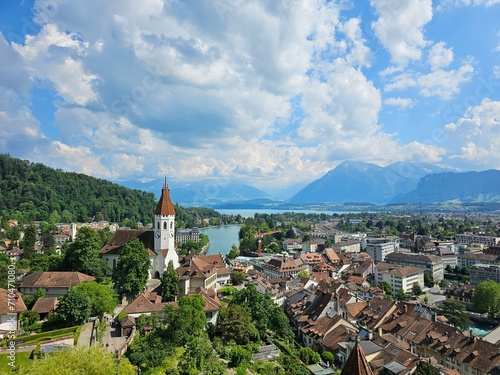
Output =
[
  {"x1": 384, "y1": 97, "x2": 416, "y2": 109},
  {"x1": 445, "y1": 99, "x2": 500, "y2": 168},
  {"x1": 428, "y1": 42, "x2": 454, "y2": 71},
  {"x1": 371, "y1": 0, "x2": 433, "y2": 65},
  {"x1": 436, "y1": 0, "x2": 500, "y2": 11}
]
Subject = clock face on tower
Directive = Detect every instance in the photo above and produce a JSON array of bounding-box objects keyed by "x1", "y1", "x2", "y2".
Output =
[
  {"x1": 170, "y1": 232, "x2": 174, "y2": 238},
  {"x1": 155, "y1": 231, "x2": 160, "y2": 239}
]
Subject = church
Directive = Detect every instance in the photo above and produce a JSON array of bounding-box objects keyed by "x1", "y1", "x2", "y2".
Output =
[{"x1": 100, "y1": 184, "x2": 179, "y2": 279}]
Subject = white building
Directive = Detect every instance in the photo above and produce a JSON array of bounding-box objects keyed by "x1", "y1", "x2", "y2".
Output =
[
  {"x1": 375, "y1": 262, "x2": 424, "y2": 295},
  {"x1": 366, "y1": 239, "x2": 400, "y2": 264},
  {"x1": 455, "y1": 234, "x2": 500, "y2": 247}
]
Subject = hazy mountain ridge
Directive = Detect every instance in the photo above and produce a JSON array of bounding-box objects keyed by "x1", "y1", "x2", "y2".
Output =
[
  {"x1": 393, "y1": 170, "x2": 500, "y2": 204},
  {"x1": 288, "y1": 161, "x2": 453, "y2": 205}
]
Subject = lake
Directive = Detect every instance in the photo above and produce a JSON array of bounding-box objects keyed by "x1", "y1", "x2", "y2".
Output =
[
  {"x1": 215, "y1": 208, "x2": 354, "y2": 218},
  {"x1": 200, "y1": 225, "x2": 241, "y2": 256}
]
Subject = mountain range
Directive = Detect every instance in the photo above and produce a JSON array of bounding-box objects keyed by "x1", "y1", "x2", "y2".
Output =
[{"x1": 117, "y1": 161, "x2": 500, "y2": 207}]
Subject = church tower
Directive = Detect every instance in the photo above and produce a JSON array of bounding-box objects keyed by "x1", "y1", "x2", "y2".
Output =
[{"x1": 153, "y1": 182, "x2": 179, "y2": 275}]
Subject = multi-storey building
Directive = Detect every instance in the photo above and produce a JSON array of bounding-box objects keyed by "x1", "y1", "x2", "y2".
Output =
[
  {"x1": 458, "y1": 252, "x2": 500, "y2": 269},
  {"x1": 365, "y1": 239, "x2": 399, "y2": 264},
  {"x1": 375, "y1": 262, "x2": 424, "y2": 295},
  {"x1": 455, "y1": 234, "x2": 500, "y2": 247},
  {"x1": 175, "y1": 227, "x2": 200, "y2": 244},
  {"x1": 330, "y1": 240, "x2": 361, "y2": 254},
  {"x1": 384, "y1": 252, "x2": 444, "y2": 282},
  {"x1": 469, "y1": 264, "x2": 500, "y2": 285}
]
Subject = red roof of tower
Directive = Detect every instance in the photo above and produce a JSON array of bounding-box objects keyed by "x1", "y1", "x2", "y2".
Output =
[
  {"x1": 340, "y1": 339, "x2": 374, "y2": 375},
  {"x1": 155, "y1": 185, "x2": 175, "y2": 215}
]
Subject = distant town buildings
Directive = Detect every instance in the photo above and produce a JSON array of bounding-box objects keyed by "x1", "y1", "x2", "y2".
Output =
[{"x1": 365, "y1": 239, "x2": 400, "y2": 264}]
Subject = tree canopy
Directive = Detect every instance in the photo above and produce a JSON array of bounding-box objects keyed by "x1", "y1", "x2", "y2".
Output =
[
  {"x1": 112, "y1": 238, "x2": 150, "y2": 296},
  {"x1": 473, "y1": 280, "x2": 500, "y2": 319},
  {"x1": 63, "y1": 226, "x2": 109, "y2": 277},
  {"x1": 160, "y1": 260, "x2": 179, "y2": 302}
]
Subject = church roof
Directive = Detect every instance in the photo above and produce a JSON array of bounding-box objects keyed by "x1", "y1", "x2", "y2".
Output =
[
  {"x1": 99, "y1": 230, "x2": 156, "y2": 256},
  {"x1": 340, "y1": 339, "x2": 374, "y2": 375},
  {"x1": 155, "y1": 185, "x2": 176, "y2": 215}
]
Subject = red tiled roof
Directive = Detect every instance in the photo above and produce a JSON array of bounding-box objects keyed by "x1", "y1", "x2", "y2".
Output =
[
  {"x1": 99, "y1": 230, "x2": 156, "y2": 256},
  {"x1": 340, "y1": 339, "x2": 374, "y2": 375},
  {"x1": 32, "y1": 297, "x2": 58, "y2": 314},
  {"x1": 155, "y1": 186, "x2": 175, "y2": 215},
  {"x1": 19, "y1": 272, "x2": 95, "y2": 289},
  {"x1": 0, "y1": 289, "x2": 27, "y2": 315}
]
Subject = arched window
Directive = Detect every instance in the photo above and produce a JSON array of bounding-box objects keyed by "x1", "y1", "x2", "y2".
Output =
[
  {"x1": 164, "y1": 222, "x2": 167, "y2": 229},
  {"x1": 170, "y1": 222, "x2": 173, "y2": 229},
  {"x1": 157, "y1": 222, "x2": 159, "y2": 229},
  {"x1": 112, "y1": 259, "x2": 117, "y2": 269}
]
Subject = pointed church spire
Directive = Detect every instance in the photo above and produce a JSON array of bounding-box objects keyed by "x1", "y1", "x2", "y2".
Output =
[
  {"x1": 340, "y1": 337, "x2": 374, "y2": 375},
  {"x1": 155, "y1": 181, "x2": 175, "y2": 215}
]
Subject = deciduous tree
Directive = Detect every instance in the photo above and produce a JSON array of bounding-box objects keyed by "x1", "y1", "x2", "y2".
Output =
[
  {"x1": 438, "y1": 300, "x2": 470, "y2": 331},
  {"x1": 112, "y1": 238, "x2": 150, "y2": 296},
  {"x1": 473, "y1": 280, "x2": 500, "y2": 319},
  {"x1": 64, "y1": 226, "x2": 109, "y2": 277},
  {"x1": 161, "y1": 260, "x2": 179, "y2": 302}
]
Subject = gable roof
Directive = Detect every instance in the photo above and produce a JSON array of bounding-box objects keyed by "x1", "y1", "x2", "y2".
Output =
[
  {"x1": 122, "y1": 290, "x2": 175, "y2": 314},
  {"x1": 19, "y1": 272, "x2": 95, "y2": 289},
  {"x1": 0, "y1": 288, "x2": 27, "y2": 315},
  {"x1": 155, "y1": 185, "x2": 175, "y2": 215},
  {"x1": 32, "y1": 297, "x2": 58, "y2": 314},
  {"x1": 99, "y1": 230, "x2": 156, "y2": 256},
  {"x1": 340, "y1": 339, "x2": 374, "y2": 375}
]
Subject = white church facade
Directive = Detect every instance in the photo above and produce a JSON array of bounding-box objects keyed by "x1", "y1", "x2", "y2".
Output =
[{"x1": 100, "y1": 184, "x2": 179, "y2": 279}]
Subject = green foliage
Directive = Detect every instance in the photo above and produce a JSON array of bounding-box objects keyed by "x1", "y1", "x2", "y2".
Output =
[
  {"x1": 231, "y1": 283, "x2": 293, "y2": 341},
  {"x1": 178, "y1": 333, "x2": 224, "y2": 375},
  {"x1": 298, "y1": 270, "x2": 310, "y2": 278},
  {"x1": 17, "y1": 345, "x2": 136, "y2": 375},
  {"x1": 230, "y1": 271, "x2": 247, "y2": 286},
  {"x1": 54, "y1": 289, "x2": 92, "y2": 325},
  {"x1": 473, "y1": 280, "x2": 500, "y2": 319},
  {"x1": 397, "y1": 288, "x2": 409, "y2": 301},
  {"x1": 20, "y1": 311, "x2": 40, "y2": 327},
  {"x1": 439, "y1": 279, "x2": 450, "y2": 289},
  {"x1": 161, "y1": 260, "x2": 179, "y2": 301},
  {"x1": 438, "y1": 300, "x2": 470, "y2": 331},
  {"x1": 412, "y1": 283, "x2": 423, "y2": 296},
  {"x1": 70, "y1": 281, "x2": 118, "y2": 318},
  {"x1": 117, "y1": 311, "x2": 128, "y2": 322},
  {"x1": 0, "y1": 154, "x2": 157, "y2": 223},
  {"x1": 227, "y1": 244, "x2": 240, "y2": 260},
  {"x1": 379, "y1": 281, "x2": 393, "y2": 296},
  {"x1": 217, "y1": 304, "x2": 258, "y2": 344},
  {"x1": 415, "y1": 361, "x2": 440, "y2": 375},
  {"x1": 63, "y1": 227, "x2": 109, "y2": 277},
  {"x1": 229, "y1": 345, "x2": 251, "y2": 367},
  {"x1": 321, "y1": 351, "x2": 335, "y2": 365},
  {"x1": 21, "y1": 224, "x2": 37, "y2": 260},
  {"x1": 112, "y1": 238, "x2": 150, "y2": 296},
  {"x1": 165, "y1": 294, "x2": 207, "y2": 346},
  {"x1": 299, "y1": 347, "x2": 321, "y2": 365},
  {"x1": 424, "y1": 272, "x2": 432, "y2": 286}
]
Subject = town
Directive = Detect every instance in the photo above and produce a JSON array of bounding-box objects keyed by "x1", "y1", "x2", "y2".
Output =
[{"x1": 2, "y1": 184, "x2": 500, "y2": 375}]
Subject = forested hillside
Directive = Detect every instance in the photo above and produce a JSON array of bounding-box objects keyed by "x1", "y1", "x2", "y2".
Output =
[{"x1": 0, "y1": 154, "x2": 157, "y2": 224}]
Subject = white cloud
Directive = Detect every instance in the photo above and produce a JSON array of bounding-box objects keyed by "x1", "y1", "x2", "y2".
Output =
[
  {"x1": 370, "y1": 0, "x2": 433, "y2": 65},
  {"x1": 436, "y1": 0, "x2": 500, "y2": 11},
  {"x1": 445, "y1": 99, "x2": 500, "y2": 168},
  {"x1": 384, "y1": 97, "x2": 416, "y2": 108},
  {"x1": 12, "y1": 23, "x2": 99, "y2": 105},
  {"x1": 428, "y1": 42, "x2": 454, "y2": 71}
]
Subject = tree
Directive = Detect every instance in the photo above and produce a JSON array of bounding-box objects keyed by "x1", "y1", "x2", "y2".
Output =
[
  {"x1": 438, "y1": 300, "x2": 470, "y2": 331},
  {"x1": 396, "y1": 289, "x2": 409, "y2": 301},
  {"x1": 299, "y1": 347, "x2": 321, "y2": 365},
  {"x1": 227, "y1": 244, "x2": 240, "y2": 260},
  {"x1": 230, "y1": 271, "x2": 246, "y2": 286},
  {"x1": 298, "y1": 270, "x2": 310, "y2": 278},
  {"x1": 165, "y1": 294, "x2": 207, "y2": 346},
  {"x1": 112, "y1": 238, "x2": 150, "y2": 296},
  {"x1": 473, "y1": 280, "x2": 500, "y2": 319},
  {"x1": 379, "y1": 281, "x2": 393, "y2": 296},
  {"x1": 55, "y1": 288, "x2": 92, "y2": 324},
  {"x1": 321, "y1": 351, "x2": 335, "y2": 366},
  {"x1": 64, "y1": 227, "x2": 109, "y2": 277},
  {"x1": 18, "y1": 345, "x2": 135, "y2": 375},
  {"x1": 412, "y1": 283, "x2": 423, "y2": 296},
  {"x1": 21, "y1": 224, "x2": 37, "y2": 260},
  {"x1": 178, "y1": 333, "x2": 224, "y2": 375},
  {"x1": 217, "y1": 304, "x2": 257, "y2": 344},
  {"x1": 20, "y1": 310, "x2": 40, "y2": 327},
  {"x1": 439, "y1": 279, "x2": 450, "y2": 289},
  {"x1": 415, "y1": 361, "x2": 440, "y2": 375},
  {"x1": 70, "y1": 281, "x2": 118, "y2": 318},
  {"x1": 161, "y1": 260, "x2": 179, "y2": 301},
  {"x1": 424, "y1": 272, "x2": 432, "y2": 287}
]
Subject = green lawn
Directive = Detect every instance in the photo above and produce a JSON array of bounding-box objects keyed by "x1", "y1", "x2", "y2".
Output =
[{"x1": 0, "y1": 351, "x2": 32, "y2": 373}]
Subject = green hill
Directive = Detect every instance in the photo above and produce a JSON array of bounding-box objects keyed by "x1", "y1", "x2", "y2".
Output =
[{"x1": 0, "y1": 154, "x2": 157, "y2": 224}]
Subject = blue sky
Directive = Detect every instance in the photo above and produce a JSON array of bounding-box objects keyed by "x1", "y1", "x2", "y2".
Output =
[{"x1": 0, "y1": 0, "x2": 498, "y2": 190}]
